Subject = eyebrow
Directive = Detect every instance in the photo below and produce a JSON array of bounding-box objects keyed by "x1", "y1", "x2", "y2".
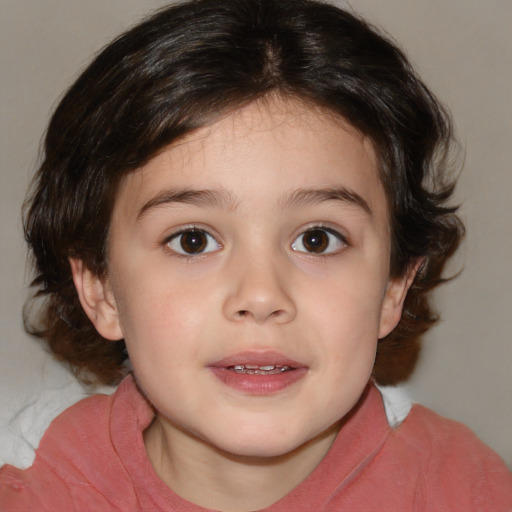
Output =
[
  {"x1": 281, "y1": 187, "x2": 373, "y2": 216},
  {"x1": 136, "y1": 185, "x2": 372, "y2": 221},
  {"x1": 136, "y1": 188, "x2": 238, "y2": 221}
]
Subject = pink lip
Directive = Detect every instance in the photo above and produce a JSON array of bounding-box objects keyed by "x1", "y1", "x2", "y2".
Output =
[
  {"x1": 208, "y1": 350, "x2": 308, "y2": 395},
  {"x1": 210, "y1": 350, "x2": 303, "y2": 369}
]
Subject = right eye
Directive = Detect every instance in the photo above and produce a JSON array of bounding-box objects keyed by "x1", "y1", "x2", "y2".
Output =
[{"x1": 166, "y1": 229, "x2": 221, "y2": 255}]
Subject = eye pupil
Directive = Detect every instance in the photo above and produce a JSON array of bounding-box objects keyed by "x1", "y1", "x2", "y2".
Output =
[
  {"x1": 181, "y1": 231, "x2": 207, "y2": 253},
  {"x1": 303, "y1": 230, "x2": 329, "y2": 253}
]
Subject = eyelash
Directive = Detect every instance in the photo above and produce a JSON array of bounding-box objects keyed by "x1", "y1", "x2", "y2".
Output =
[
  {"x1": 164, "y1": 225, "x2": 222, "y2": 257},
  {"x1": 291, "y1": 226, "x2": 348, "y2": 255},
  {"x1": 163, "y1": 224, "x2": 348, "y2": 257}
]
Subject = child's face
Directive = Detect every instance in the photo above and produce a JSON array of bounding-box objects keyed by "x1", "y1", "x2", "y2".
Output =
[{"x1": 78, "y1": 98, "x2": 411, "y2": 460}]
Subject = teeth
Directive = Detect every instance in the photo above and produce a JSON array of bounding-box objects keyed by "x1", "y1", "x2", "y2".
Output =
[{"x1": 229, "y1": 365, "x2": 292, "y2": 374}]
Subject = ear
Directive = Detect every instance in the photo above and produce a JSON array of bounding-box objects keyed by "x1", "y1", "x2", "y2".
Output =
[
  {"x1": 378, "y1": 259, "x2": 423, "y2": 339},
  {"x1": 69, "y1": 258, "x2": 123, "y2": 341}
]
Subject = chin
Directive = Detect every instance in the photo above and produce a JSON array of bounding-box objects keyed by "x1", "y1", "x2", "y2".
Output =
[
  {"x1": 218, "y1": 438, "x2": 305, "y2": 460},
  {"x1": 205, "y1": 423, "x2": 329, "y2": 461}
]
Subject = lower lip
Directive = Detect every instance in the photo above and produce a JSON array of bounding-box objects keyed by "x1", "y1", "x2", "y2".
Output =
[{"x1": 209, "y1": 367, "x2": 308, "y2": 395}]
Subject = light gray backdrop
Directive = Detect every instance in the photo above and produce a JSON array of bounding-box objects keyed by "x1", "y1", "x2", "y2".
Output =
[{"x1": 1, "y1": 0, "x2": 511, "y2": 465}]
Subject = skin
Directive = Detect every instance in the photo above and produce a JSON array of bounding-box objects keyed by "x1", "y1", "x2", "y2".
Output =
[{"x1": 71, "y1": 97, "x2": 415, "y2": 511}]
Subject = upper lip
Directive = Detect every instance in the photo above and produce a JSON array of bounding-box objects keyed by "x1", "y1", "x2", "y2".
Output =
[{"x1": 209, "y1": 350, "x2": 304, "y2": 369}]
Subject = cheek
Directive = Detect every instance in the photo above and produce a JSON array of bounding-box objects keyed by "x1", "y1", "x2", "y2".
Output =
[
  {"x1": 112, "y1": 272, "x2": 216, "y2": 361},
  {"x1": 300, "y1": 265, "x2": 387, "y2": 388},
  {"x1": 303, "y1": 262, "x2": 388, "y2": 337}
]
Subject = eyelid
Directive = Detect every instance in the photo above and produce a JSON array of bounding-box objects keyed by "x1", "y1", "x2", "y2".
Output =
[
  {"x1": 163, "y1": 224, "x2": 223, "y2": 256},
  {"x1": 291, "y1": 224, "x2": 349, "y2": 255}
]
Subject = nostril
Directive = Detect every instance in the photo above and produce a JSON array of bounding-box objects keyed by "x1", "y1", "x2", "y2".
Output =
[{"x1": 236, "y1": 309, "x2": 288, "y2": 320}]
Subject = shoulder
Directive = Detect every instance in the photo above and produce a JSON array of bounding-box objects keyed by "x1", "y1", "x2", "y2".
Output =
[
  {"x1": 396, "y1": 403, "x2": 507, "y2": 463},
  {"x1": 386, "y1": 403, "x2": 512, "y2": 510},
  {"x1": 0, "y1": 376, "x2": 147, "y2": 511}
]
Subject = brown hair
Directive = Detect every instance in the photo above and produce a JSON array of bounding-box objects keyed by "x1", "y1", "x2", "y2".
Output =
[{"x1": 23, "y1": 0, "x2": 464, "y2": 386}]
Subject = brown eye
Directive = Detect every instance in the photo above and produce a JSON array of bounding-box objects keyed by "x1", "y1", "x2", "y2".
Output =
[
  {"x1": 302, "y1": 230, "x2": 329, "y2": 253},
  {"x1": 292, "y1": 228, "x2": 345, "y2": 254},
  {"x1": 181, "y1": 231, "x2": 207, "y2": 253},
  {"x1": 167, "y1": 229, "x2": 220, "y2": 255}
]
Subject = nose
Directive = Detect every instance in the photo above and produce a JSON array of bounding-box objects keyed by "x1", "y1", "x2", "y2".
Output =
[{"x1": 222, "y1": 251, "x2": 297, "y2": 325}]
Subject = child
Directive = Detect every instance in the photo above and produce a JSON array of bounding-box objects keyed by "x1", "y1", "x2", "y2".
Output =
[{"x1": 1, "y1": 0, "x2": 511, "y2": 510}]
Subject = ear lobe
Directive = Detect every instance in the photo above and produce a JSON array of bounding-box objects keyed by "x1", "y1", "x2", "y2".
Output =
[
  {"x1": 378, "y1": 259, "x2": 422, "y2": 339},
  {"x1": 69, "y1": 258, "x2": 123, "y2": 341}
]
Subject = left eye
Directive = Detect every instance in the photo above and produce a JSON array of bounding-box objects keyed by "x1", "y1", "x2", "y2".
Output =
[
  {"x1": 167, "y1": 229, "x2": 221, "y2": 255},
  {"x1": 291, "y1": 228, "x2": 346, "y2": 254}
]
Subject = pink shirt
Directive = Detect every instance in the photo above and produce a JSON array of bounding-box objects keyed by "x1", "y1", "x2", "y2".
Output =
[{"x1": 1, "y1": 375, "x2": 511, "y2": 511}]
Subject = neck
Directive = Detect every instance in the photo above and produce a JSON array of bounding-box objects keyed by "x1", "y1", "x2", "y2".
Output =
[{"x1": 144, "y1": 416, "x2": 340, "y2": 511}]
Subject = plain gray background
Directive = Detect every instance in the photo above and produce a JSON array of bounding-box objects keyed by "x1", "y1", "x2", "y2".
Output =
[{"x1": 1, "y1": 0, "x2": 511, "y2": 465}]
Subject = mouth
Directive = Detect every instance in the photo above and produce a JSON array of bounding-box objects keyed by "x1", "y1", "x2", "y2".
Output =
[
  {"x1": 209, "y1": 351, "x2": 308, "y2": 395},
  {"x1": 227, "y1": 364, "x2": 293, "y2": 375}
]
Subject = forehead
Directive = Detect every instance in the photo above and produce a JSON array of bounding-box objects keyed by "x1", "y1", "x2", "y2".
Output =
[{"x1": 114, "y1": 98, "x2": 387, "y2": 222}]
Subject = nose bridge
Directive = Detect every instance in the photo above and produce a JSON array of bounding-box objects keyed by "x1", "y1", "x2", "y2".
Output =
[{"x1": 223, "y1": 243, "x2": 296, "y2": 324}]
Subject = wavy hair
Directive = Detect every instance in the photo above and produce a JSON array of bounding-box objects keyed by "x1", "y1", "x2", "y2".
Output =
[{"x1": 23, "y1": 0, "x2": 464, "y2": 386}]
